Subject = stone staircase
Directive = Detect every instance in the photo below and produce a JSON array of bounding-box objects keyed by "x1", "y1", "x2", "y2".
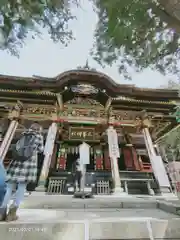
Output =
[{"x1": 1, "y1": 194, "x2": 180, "y2": 240}]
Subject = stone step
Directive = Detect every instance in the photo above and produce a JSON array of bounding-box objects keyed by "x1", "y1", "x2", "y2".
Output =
[
  {"x1": 21, "y1": 195, "x2": 158, "y2": 209},
  {"x1": 3, "y1": 195, "x2": 179, "y2": 239},
  {"x1": 1, "y1": 211, "x2": 180, "y2": 240}
]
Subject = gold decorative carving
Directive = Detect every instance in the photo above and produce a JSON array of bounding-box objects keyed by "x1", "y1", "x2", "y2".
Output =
[
  {"x1": 138, "y1": 110, "x2": 152, "y2": 128},
  {"x1": 8, "y1": 101, "x2": 23, "y2": 120},
  {"x1": 66, "y1": 97, "x2": 103, "y2": 106},
  {"x1": 60, "y1": 108, "x2": 106, "y2": 119},
  {"x1": 23, "y1": 106, "x2": 57, "y2": 115},
  {"x1": 8, "y1": 110, "x2": 20, "y2": 120},
  {"x1": 111, "y1": 110, "x2": 140, "y2": 121}
]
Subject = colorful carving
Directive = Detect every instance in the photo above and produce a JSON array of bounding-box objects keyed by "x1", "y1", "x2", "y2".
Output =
[
  {"x1": 71, "y1": 84, "x2": 98, "y2": 95},
  {"x1": 23, "y1": 106, "x2": 56, "y2": 115},
  {"x1": 94, "y1": 147, "x2": 103, "y2": 170},
  {"x1": 60, "y1": 107, "x2": 106, "y2": 119},
  {"x1": 66, "y1": 97, "x2": 101, "y2": 105},
  {"x1": 56, "y1": 147, "x2": 67, "y2": 170}
]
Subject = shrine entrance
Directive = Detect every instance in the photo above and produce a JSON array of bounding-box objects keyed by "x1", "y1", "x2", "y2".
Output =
[
  {"x1": 56, "y1": 142, "x2": 104, "y2": 172},
  {"x1": 56, "y1": 124, "x2": 107, "y2": 172}
]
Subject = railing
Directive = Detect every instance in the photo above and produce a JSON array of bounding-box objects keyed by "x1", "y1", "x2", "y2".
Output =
[
  {"x1": 96, "y1": 180, "x2": 110, "y2": 195},
  {"x1": 120, "y1": 178, "x2": 154, "y2": 195},
  {"x1": 47, "y1": 177, "x2": 66, "y2": 194},
  {"x1": 47, "y1": 175, "x2": 154, "y2": 195}
]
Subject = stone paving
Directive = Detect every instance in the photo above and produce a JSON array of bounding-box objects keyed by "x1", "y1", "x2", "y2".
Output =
[
  {"x1": 1, "y1": 195, "x2": 180, "y2": 239},
  {"x1": 5, "y1": 208, "x2": 179, "y2": 222},
  {"x1": 20, "y1": 194, "x2": 159, "y2": 209}
]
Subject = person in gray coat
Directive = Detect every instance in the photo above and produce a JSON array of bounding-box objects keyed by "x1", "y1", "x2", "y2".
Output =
[{"x1": 0, "y1": 123, "x2": 44, "y2": 221}]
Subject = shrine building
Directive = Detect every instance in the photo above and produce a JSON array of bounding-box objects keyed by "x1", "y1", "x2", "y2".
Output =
[{"x1": 0, "y1": 69, "x2": 179, "y2": 196}]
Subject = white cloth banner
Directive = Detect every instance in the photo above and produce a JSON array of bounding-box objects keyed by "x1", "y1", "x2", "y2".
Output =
[
  {"x1": 107, "y1": 126, "x2": 120, "y2": 158},
  {"x1": 79, "y1": 142, "x2": 90, "y2": 165}
]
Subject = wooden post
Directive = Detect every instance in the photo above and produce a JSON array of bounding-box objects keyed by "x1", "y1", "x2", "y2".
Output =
[
  {"x1": 141, "y1": 118, "x2": 173, "y2": 196},
  {"x1": 107, "y1": 126, "x2": 125, "y2": 195},
  {"x1": 36, "y1": 122, "x2": 58, "y2": 192},
  {"x1": 0, "y1": 103, "x2": 22, "y2": 161},
  {"x1": 0, "y1": 120, "x2": 19, "y2": 161}
]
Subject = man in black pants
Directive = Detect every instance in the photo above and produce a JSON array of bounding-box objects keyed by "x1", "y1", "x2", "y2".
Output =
[{"x1": 74, "y1": 158, "x2": 82, "y2": 192}]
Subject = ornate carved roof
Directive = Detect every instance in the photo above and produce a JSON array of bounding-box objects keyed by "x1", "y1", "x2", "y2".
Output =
[{"x1": 0, "y1": 69, "x2": 179, "y2": 100}]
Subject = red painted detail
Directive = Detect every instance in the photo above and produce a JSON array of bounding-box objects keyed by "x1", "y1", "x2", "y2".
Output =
[
  {"x1": 57, "y1": 156, "x2": 66, "y2": 170},
  {"x1": 95, "y1": 156, "x2": 103, "y2": 170}
]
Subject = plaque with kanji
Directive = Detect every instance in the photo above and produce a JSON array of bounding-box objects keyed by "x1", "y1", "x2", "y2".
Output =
[{"x1": 69, "y1": 127, "x2": 95, "y2": 141}]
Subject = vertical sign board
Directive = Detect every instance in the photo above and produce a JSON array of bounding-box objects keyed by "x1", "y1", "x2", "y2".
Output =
[
  {"x1": 107, "y1": 127, "x2": 120, "y2": 158},
  {"x1": 79, "y1": 142, "x2": 90, "y2": 165}
]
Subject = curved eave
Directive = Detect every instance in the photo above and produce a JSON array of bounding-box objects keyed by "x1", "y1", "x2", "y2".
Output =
[
  {"x1": 0, "y1": 89, "x2": 56, "y2": 97},
  {"x1": 0, "y1": 89, "x2": 176, "y2": 109},
  {"x1": 112, "y1": 98, "x2": 175, "y2": 109},
  {"x1": 0, "y1": 70, "x2": 179, "y2": 99}
]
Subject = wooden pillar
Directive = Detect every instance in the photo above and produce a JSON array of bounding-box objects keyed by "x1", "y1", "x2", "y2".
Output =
[
  {"x1": 141, "y1": 116, "x2": 172, "y2": 195},
  {"x1": 104, "y1": 146, "x2": 111, "y2": 170},
  {"x1": 107, "y1": 126, "x2": 125, "y2": 195},
  {"x1": 0, "y1": 103, "x2": 22, "y2": 161},
  {"x1": 50, "y1": 144, "x2": 58, "y2": 169},
  {"x1": 36, "y1": 122, "x2": 58, "y2": 191}
]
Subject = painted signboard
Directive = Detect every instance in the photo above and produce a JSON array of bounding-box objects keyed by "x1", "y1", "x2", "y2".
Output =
[{"x1": 69, "y1": 127, "x2": 95, "y2": 141}]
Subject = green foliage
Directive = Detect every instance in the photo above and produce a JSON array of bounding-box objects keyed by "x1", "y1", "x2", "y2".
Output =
[
  {"x1": 0, "y1": 0, "x2": 78, "y2": 56},
  {"x1": 1, "y1": 0, "x2": 180, "y2": 78},
  {"x1": 158, "y1": 81, "x2": 180, "y2": 160},
  {"x1": 174, "y1": 106, "x2": 180, "y2": 123},
  {"x1": 92, "y1": 0, "x2": 180, "y2": 79},
  {"x1": 160, "y1": 124, "x2": 180, "y2": 161}
]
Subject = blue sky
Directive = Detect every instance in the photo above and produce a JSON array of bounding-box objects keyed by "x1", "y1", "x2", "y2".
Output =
[{"x1": 0, "y1": 0, "x2": 171, "y2": 88}]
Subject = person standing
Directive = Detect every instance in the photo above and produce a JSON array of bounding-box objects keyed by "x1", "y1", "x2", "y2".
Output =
[
  {"x1": 74, "y1": 158, "x2": 82, "y2": 192},
  {"x1": 0, "y1": 123, "x2": 44, "y2": 221}
]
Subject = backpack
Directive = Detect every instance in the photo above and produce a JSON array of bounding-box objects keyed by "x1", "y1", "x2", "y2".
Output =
[{"x1": 12, "y1": 133, "x2": 36, "y2": 162}]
